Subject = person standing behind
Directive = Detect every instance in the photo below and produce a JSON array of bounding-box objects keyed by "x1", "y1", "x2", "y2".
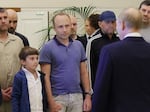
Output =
[
  {"x1": 39, "y1": 12, "x2": 91, "y2": 112},
  {"x1": 92, "y1": 8, "x2": 150, "y2": 112},
  {"x1": 139, "y1": 0, "x2": 150, "y2": 42},
  {"x1": 79, "y1": 14, "x2": 100, "y2": 51},
  {"x1": 12, "y1": 46, "x2": 47, "y2": 112},
  {"x1": 69, "y1": 15, "x2": 80, "y2": 40},
  {"x1": 0, "y1": 7, "x2": 24, "y2": 112},
  {"x1": 7, "y1": 9, "x2": 29, "y2": 46},
  {"x1": 87, "y1": 11, "x2": 119, "y2": 88}
]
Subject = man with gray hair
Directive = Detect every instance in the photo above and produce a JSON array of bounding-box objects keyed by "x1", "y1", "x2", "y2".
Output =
[{"x1": 92, "y1": 7, "x2": 150, "y2": 112}]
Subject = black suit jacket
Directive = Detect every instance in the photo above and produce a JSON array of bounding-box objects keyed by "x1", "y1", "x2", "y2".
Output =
[
  {"x1": 15, "y1": 32, "x2": 30, "y2": 46},
  {"x1": 76, "y1": 35, "x2": 87, "y2": 51},
  {"x1": 92, "y1": 36, "x2": 150, "y2": 112}
]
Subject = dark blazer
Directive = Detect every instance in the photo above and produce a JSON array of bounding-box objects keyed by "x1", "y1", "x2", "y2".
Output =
[
  {"x1": 77, "y1": 29, "x2": 101, "y2": 51},
  {"x1": 15, "y1": 32, "x2": 30, "y2": 46},
  {"x1": 0, "y1": 86, "x2": 2, "y2": 105},
  {"x1": 92, "y1": 36, "x2": 150, "y2": 112},
  {"x1": 12, "y1": 70, "x2": 47, "y2": 112},
  {"x1": 77, "y1": 34, "x2": 87, "y2": 51}
]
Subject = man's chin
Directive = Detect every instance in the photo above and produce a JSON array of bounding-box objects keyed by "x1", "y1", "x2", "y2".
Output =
[{"x1": 8, "y1": 29, "x2": 15, "y2": 34}]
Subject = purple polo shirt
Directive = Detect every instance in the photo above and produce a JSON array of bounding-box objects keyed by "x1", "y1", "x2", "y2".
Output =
[{"x1": 39, "y1": 36, "x2": 86, "y2": 95}]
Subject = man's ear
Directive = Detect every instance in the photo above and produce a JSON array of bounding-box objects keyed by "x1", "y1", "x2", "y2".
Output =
[
  {"x1": 20, "y1": 60, "x2": 25, "y2": 66},
  {"x1": 122, "y1": 21, "x2": 126, "y2": 30},
  {"x1": 98, "y1": 21, "x2": 102, "y2": 28}
]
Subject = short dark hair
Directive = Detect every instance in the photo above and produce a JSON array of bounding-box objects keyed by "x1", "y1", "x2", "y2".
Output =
[
  {"x1": 88, "y1": 14, "x2": 100, "y2": 30},
  {"x1": 139, "y1": 0, "x2": 150, "y2": 9},
  {"x1": 19, "y1": 46, "x2": 39, "y2": 60},
  {"x1": 0, "y1": 7, "x2": 6, "y2": 13}
]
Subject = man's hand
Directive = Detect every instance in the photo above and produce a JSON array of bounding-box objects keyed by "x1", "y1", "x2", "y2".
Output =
[
  {"x1": 2, "y1": 87, "x2": 12, "y2": 102},
  {"x1": 50, "y1": 101, "x2": 62, "y2": 112},
  {"x1": 83, "y1": 95, "x2": 92, "y2": 112}
]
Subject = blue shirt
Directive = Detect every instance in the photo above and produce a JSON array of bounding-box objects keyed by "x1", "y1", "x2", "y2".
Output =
[{"x1": 39, "y1": 36, "x2": 86, "y2": 95}]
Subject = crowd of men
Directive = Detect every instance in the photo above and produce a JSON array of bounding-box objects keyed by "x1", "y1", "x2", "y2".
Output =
[{"x1": 0, "y1": 0, "x2": 150, "y2": 112}]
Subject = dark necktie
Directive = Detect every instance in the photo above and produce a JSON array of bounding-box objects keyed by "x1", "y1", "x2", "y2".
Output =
[{"x1": 88, "y1": 36, "x2": 91, "y2": 39}]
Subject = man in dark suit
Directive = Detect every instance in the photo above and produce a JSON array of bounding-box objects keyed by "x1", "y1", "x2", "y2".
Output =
[
  {"x1": 78, "y1": 14, "x2": 100, "y2": 51},
  {"x1": 92, "y1": 8, "x2": 150, "y2": 112}
]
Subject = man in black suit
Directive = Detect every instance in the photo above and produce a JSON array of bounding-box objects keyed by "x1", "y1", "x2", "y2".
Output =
[
  {"x1": 92, "y1": 8, "x2": 150, "y2": 112},
  {"x1": 78, "y1": 14, "x2": 100, "y2": 51}
]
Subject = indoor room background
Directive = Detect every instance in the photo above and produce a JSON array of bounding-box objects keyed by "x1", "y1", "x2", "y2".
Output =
[{"x1": 0, "y1": 0, "x2": 142, "y2": 49}]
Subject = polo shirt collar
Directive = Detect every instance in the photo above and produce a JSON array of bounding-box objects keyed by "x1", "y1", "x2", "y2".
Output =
[{"x1": 54, "y1": 35, "x2": 73, "y2": 46}]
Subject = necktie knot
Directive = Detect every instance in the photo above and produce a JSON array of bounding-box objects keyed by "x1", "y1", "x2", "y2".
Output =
[{"x1": 88, "y1": 36, "x2": 91, "y2": 39}]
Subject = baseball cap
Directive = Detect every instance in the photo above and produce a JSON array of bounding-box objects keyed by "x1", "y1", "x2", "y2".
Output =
[{"x1": 99, "y1": 10, "x2": 116, "y2": 21}]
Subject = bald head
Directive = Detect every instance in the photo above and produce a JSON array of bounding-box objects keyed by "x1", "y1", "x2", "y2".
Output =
[
  {"x1": 7, "y1": 9, "x2": 18, "y2": 34},
  {"x1": 118, "y1": 8, "x2": 142, "y2": 29},
  {"x1": 117, "y1": 8, "x2": 142, "y2": 40},
  {"x1": 69, "y1": 15, "x2": 78, "y2": 39}
]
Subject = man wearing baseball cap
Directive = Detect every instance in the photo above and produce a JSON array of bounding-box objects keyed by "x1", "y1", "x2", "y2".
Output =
[{"x1": 86, "y1": 10, "x2": 120, "y2": 88}]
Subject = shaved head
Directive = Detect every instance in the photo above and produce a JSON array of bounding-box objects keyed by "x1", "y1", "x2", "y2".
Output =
[
  {"x1": 7, "y1": 9, "x2": 18, "y2": 33},
  {"x1": 69, "y1": 15, "x2": 78, "y2": 39},
  {"x1": 7, "y1": 9, "x2": 17, "y2": 17}
]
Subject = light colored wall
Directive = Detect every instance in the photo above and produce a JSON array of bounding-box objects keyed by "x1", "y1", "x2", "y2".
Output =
[
  {"x1": 0, "y1": 0, "x2": 141, "y2": 9},
  {"x1": 0, "y1": 0, "x2": 142, "y2": 19},
  {"x1": 0, "y1": 0, "x2": 143, "y2": 39}
]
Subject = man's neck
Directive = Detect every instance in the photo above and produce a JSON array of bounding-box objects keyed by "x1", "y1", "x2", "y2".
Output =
[
  {"x1": 0, "y1": 31, "x2": 8, "y2": 41},
  {"x1": 142, "y1": 22, "x2": 150, "y2": 28},
  {"x1": 71, "y1": 34, "x2": 77, "y2": 40},
  {"x1": 56, "y1": 36, "x2": 69, "y2": 46}
]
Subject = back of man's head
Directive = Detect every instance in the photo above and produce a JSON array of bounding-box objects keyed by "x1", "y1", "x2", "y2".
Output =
[{"x1": 119, "y1": 8, "x2": 142, "y2": 30}]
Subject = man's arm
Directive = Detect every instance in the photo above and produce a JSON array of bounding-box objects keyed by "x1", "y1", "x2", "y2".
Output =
[
  {"x1": 40, "y1": 63, "x2": 61, "y2": 112},
  {"x1": 80, "y1": 61, "x2": 92, "y2": 111},
  {"x1": 92, "y1": 47, "x2": 112, "y2": 112}
]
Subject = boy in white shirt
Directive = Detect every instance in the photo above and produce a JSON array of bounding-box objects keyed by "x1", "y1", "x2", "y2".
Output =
[{"x1": 12, "y1": 46, "x2": 47, "y2": 112}]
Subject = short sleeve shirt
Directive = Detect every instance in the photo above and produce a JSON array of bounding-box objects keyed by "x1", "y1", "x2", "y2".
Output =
[{"x1": 39, "y1": 36, "x2": 86, "y2": 95}]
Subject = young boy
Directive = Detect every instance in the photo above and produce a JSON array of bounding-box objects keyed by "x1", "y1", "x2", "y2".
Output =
[{"x1": 12, "y1": 46, "x2": 47, "y2": 112}]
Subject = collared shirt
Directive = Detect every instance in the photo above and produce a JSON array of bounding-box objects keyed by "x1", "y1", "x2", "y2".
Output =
[
  {"x1": 86, "y1": 29, "x2": 100, "y2": 40},
  {"x1": 0, "y1": 33, "x2": 23, "y2": 89},
  {"x1": 90, "y1": 29, "x2": 100, "y2": 37},
  {"x1": 39, "y1": 36, "x2": 86, "y2": 95},
  {"x1": 23, "y1": 67, "x2": 43, "y2": 112},
  {"x1": 124, "y1": 32, "x2": 142, "y2": 38}
]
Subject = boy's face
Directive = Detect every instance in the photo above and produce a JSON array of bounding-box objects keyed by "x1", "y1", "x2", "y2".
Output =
[{"x1": 21, "y1": 55, "x2": 39, "y2": 73}]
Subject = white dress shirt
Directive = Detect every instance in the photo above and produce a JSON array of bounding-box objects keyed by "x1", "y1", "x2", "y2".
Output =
[{"x1": 23, "y1": 67, "x2": 43, "y2": 112}]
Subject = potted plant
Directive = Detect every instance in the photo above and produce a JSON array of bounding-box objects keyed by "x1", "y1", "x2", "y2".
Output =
[{"x1": 37, "y1": 5, "x2": 96, "y2": 49}]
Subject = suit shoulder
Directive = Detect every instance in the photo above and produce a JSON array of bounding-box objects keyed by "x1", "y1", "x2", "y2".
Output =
[
  {"x1": 15, "y1": 32, "x2": 26, "y2": 38},
  {"x1": 102, "y1": 41, "x2": 122, "y2": 51},
  {"x1": 15, "y1": 70, "x2": 26, "y2": 79}
]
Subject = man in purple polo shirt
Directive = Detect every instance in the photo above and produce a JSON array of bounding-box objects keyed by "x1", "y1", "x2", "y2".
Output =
[{"x1": 39, "y1": 12, "x2": 92, "y2": 112}]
